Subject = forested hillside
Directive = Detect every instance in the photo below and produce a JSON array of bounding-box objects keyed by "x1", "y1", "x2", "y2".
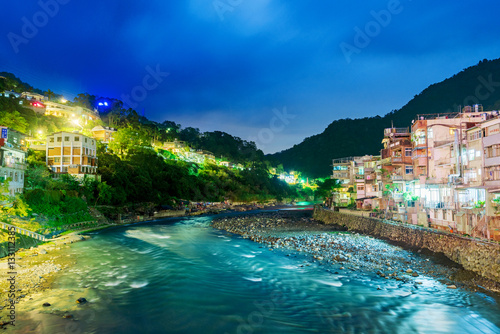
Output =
[{"x1": 271, "y1": 58, "x2": 500, "y2": 177}]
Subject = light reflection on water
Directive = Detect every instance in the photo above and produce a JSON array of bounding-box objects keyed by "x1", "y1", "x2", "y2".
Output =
[{"x1": 13, "y1": 214, "x2": 500, "y2": 333}]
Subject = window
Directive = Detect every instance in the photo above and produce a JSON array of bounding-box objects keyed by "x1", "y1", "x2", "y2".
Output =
[
  {"x1": 63, "y1": 157, "x2": 70, "y2": 163},
  {"x1": 85, "y1": 138, "x2": 88, "y2": 143},
  {"x1": 469, "y1": 131, "x2": 482, "y2": 141},
  {"x1": 476, "y1": 150, "x2": 481, "y2": 158},
  {"x1": 405, "y1": 166, "x2": 413, "y2": 174},
  {"x1": 405, "y1": 148, "x2": 412, "y2": 157},
  {"x1": 49, "y1": 137, "x2": 54, "y2": 143},
  {"x1": 427, "y1": 128, "x2": 433, "y2": 139},
  {"x1": 449, "y1": 128, "x2": 456, "y2": 135},
  {"x1": 75, "y1": 136, "x2": 80, "y2": 141},
  {"x1": 64, "y1": 136, "x2": 69, "y2": 141},
  {"x1": 469, "y1": 149, "x2": 475, "y2": 161},
  {"x1": 54, "y1": 157, "x2": 60, "y2": 163},
  {"x1": 56, "y1": 137, "x2": 62, "y2": 142}
]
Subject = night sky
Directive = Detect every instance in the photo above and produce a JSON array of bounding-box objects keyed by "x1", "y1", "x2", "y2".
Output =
[{"x1": 2, "y1": 0, "x2": 500, "y2": 153}]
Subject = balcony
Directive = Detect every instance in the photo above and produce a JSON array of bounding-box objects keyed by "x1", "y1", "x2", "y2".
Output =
[
  {"x1": 384, "y1": 127, "x2": 410, "y2": 136},
  {"x1": 435, "y1": 157, "x2": 454, "y2": 166},
  {"x1": 1, "y1": 162, "x2": 27, "y2": 170},
  {"x1": 392, "y1": 157, "x2": 403, "y2": 163},
  {"x1": 414, "y1": 157, "x2": 427, "y2": 166}
]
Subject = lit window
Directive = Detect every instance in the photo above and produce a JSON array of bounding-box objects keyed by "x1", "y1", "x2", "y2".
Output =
[{"x1": 476, "y1": 150, "x2": 481, "y2": 158}]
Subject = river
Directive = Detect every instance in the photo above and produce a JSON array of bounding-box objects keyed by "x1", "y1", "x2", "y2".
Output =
[{"x1": 12, "y1": 211, "x2": 500, "y2": 333}]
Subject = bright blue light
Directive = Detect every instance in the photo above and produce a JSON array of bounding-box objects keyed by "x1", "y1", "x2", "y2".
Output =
[{"x1": 104, "y1": 102, "x2": 108, "y2": 106}]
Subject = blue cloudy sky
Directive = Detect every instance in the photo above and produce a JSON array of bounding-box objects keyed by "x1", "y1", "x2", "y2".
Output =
[{"x1": 1, "y1": 0, "x2": 500, "y2": 153}]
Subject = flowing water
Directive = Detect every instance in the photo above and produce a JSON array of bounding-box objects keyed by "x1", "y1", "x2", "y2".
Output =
[{"x1": 13, "y1": 212, "x2": 500, "y2": 333}]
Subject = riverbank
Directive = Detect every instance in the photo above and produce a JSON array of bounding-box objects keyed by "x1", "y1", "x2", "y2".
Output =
[
  {"x1": 0, "y1": 234, "x2": 89, "y2": 329},
  {"x1": 211, "y1": 210, "x2": 500, "y2": 294}
]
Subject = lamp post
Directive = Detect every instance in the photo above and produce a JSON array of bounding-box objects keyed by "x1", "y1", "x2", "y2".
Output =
[{"x1": 72, "y1": 119, "x2": 84, "y2": 132}]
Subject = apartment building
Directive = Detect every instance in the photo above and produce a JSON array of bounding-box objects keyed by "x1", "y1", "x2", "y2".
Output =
[
  {"x1": 46, "y1": 131, "x2": 97, "y2": 177},
  {"x1": 331, "y1": 155, "x2": 375, "y2": 207},
  {"x1": 0, "y1": 127, "x2": 27, "y2": 195},
  {"x1": 91, "y1": 126, "x2": 116, "y2": 144},
  {"x1": 44, "y1": 101, "x2": 99, "y2": 123}
]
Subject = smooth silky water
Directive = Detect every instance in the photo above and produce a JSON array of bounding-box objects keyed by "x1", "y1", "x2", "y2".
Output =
[{"x1": 13, "y1": 212, "x2": 500, "y2": 333}]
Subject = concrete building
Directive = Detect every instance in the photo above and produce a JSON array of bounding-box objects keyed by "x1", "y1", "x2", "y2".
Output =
[
  {"x1": 46, "y1": 131, "x2": 97, "y2": 178},
  {"x1": 21, "y1": 92, "x2": 47, "y2": 101},
  {"x1": 0, "y1": 127, "x2": 27, "y2": 195},
  {"x1": 91, "y1": 126, "x2": 116, "y2": 144},
  {"x1": 44, "y1": 101, "x2": 99, "y2": 124}
]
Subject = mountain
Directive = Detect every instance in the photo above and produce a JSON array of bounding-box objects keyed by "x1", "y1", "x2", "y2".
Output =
[{"x1": 270, "y1": 58, "x2": 500, "y2": 178}]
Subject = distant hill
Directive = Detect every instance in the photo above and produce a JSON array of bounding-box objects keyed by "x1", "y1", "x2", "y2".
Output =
[{"x1": 270, "y1": 58, "x2": 500, "y2": 178}]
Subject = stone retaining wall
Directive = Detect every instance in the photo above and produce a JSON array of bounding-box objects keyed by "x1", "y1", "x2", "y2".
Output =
[{"x1": 313, "y1": 208, "x2": 500, "y2": 283}]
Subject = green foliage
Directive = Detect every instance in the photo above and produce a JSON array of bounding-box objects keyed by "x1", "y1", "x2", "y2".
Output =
[{"x1": 315, "y1": 178, "x2": 341, "y2": 199}]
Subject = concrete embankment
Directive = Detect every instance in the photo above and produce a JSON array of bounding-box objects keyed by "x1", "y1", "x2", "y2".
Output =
[{"x1": 313, "y1": 208, "x2": 500, "y2": 284}]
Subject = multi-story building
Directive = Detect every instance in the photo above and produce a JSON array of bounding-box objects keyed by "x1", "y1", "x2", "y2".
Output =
[
  {"x1": 21, "y1": 92, "x2": 47, "y2": 102},
  {"x1": 411, "y1": 110, "x2": 494, "y2": 230},
  {"x1": 44, "y1": 101, "x2": 100, "y2": 124},
  {"x1": 332, "y1": 155, "x2": 376, "y2": 207},
  {"x1": 163, "y1": 140, "x2": 188, "y2": 153},
  {"x1": 46, "y1": 131, "x2": 97, "y2": 178},
  {"x1": 0, "y1": 127, "x2": 27, "y2": 195},
  {"x1": 91, "y1": 126, "x2": 116, "y2": 144}
]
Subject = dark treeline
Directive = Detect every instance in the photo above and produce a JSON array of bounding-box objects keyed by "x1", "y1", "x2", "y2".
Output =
[{"x1": 271, "y1": 58, "x2": 500, "y2": 178}]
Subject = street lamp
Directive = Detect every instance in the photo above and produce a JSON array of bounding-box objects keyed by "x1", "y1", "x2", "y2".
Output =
[{"x1": 72, "y1": 119, "x2": 84, "y2": 132}]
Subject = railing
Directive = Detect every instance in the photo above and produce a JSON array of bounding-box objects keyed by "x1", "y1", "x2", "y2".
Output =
[{"x1": 0, "y1": 222, "x2": 47, "y2": 241}]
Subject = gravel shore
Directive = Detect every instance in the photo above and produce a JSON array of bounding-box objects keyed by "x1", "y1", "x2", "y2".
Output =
[
  {"x1": 0, "y1": 234, "x2": 89, "y2": 329},
  {"x1": 212, "y1": 210, "x2": 498, "y2": 293}
]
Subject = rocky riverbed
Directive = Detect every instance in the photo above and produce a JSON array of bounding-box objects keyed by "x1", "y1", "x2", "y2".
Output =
[
  {"x1": 0, "y1": 234, "x2": 89, "y2": 329},
  {"x1": 212, "y1": 210, "x2": 498, "y2": 294}
]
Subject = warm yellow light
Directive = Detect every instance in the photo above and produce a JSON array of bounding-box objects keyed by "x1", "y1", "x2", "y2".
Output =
[{"x1": 61, "y1": 98, "x2": 67, "y2": 103}]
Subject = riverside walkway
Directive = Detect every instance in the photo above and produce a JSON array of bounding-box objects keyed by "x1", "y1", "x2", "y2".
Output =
[{"x1": 0, "y1": 222, "x2": 47, "y2": 241}]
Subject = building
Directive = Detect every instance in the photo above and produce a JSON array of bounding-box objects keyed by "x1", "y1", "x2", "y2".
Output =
[
  {"x1": 163, "y1": 140, "x2": 188, "y2": 153},
  {"x1": 21, "y1": 92, "x2": 48, "y2": 101},
  {"x1": 0, "y1": 127, "x2": 27, "y2": 195},
  {"x1": 46, "y1": 131, "x2": 98, "y2": 178},
  {"x1": 2, "y1": 91, "x2": 21, "y2": 99},
  {"x1": 331, "y1": 155, "x2": 375, "y2": 207},
  {"x1": 44, "y1": 101, "x2": 100, "y2": 123},
  {"x1": 91, "y1": 126, "x2": 117, "y2": 143}
]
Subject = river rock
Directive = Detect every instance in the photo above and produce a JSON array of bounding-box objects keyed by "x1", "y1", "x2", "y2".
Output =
[
  {"x1": 447, "y1": 285, "x2": 457, "y2": 289},
  {"x1": 42, "y1": 302, "x2": 51, "y2": 307},
  {"x1": 76, "y1": 297, "x2": 87, "y2": 304}
]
